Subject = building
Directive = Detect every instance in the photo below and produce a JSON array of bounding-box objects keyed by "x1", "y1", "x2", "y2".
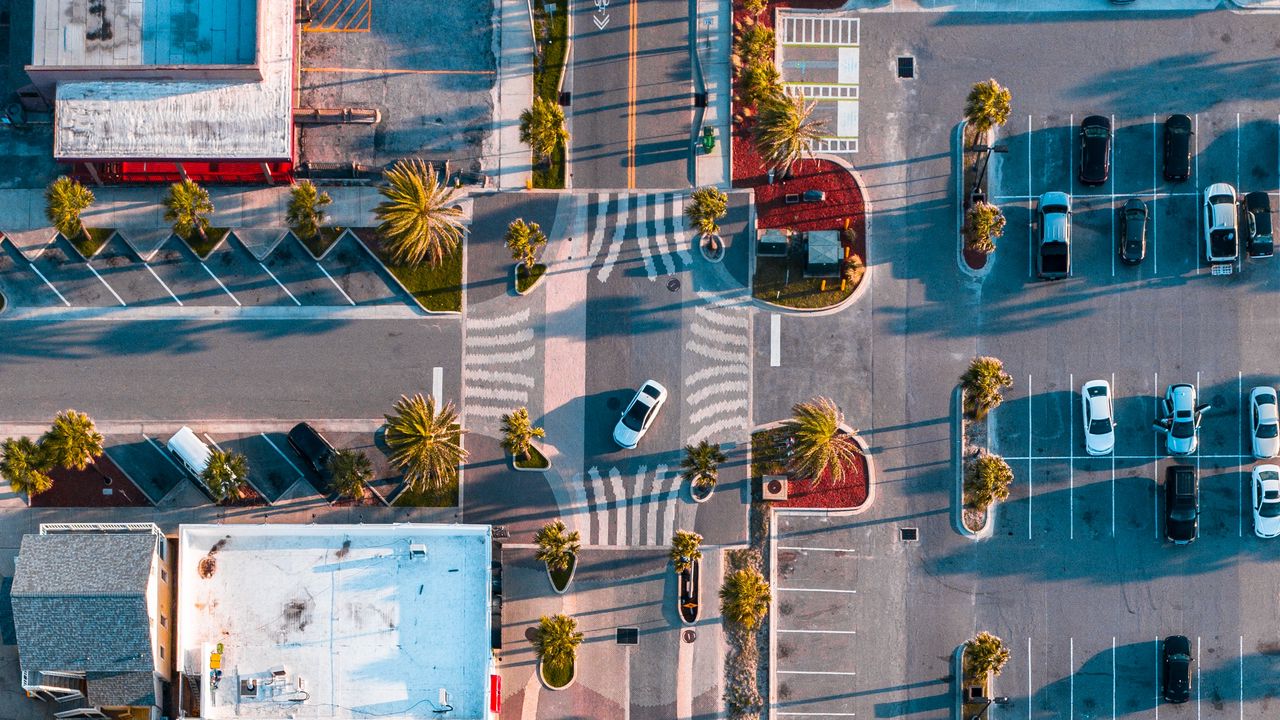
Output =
[
  {"x1": 12, "y1": 523, "x2": 173, "y2": 720},
  {"x1": 175, "y1": 524, "x2": 498, "y2": 720},
  {"x1": 25, "y1": 0, "x2": 295, "y2": 184}
]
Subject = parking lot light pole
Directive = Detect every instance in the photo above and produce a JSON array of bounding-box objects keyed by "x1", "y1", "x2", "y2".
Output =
[
  {"x1": 968, "y1": 144, "x2": 1008, "y2": 205},
  {"x1": 968, "y1": 695, "x2": 1009, "y2": 720}
]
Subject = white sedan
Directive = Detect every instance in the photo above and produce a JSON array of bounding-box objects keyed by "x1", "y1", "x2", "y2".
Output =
[
  {"x1": 612, "y1": 380, "x2": 668, "y2": 449},
  {"x1": 1252, "y1": 465, "x2": 1280, "y2": 538},
  {"x1": 1081, "y1": 379, "x2": 1115, "y2": 455},
  {"x1": 1251, "y1": 386, "x2": 1280, "y2": 459}
]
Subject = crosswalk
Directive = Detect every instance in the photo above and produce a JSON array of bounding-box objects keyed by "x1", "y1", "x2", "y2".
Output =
[
  {"x1": 564, "y1": 464, "x2": 692, "y2": 546},
  {"x1": 684, "y1": 290, "x2": 752, "y2": 447},
  {"x1": 583, "y1": 192, "x2": 694, "y2": 284},
  {"x1": 462, "y1": 308, "x2": 537, "y2": 434}
]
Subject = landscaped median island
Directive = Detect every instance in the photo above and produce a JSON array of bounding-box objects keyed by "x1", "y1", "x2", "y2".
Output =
[
  {"x1": 751, "y1": 397, "x2": 869, "y2": 510},
  {"x1": 959, "y1": 632, "x2": 1011, "y2": 720},
  {"x1": 527, "y1": 0, "x2": 569, "y2": 189},
  {"x1": 722, "y1": 548, "x2": 770, "y2": 719},
  {"x1": 959, "y1": 79, "x2": 1013, "y2": 273},
  {"x1": 958, "y1": 357, "x2": 1014, "y2": 534},
  {"x1": 531, "y1": 613, "x2": 583, "y2": 690}
]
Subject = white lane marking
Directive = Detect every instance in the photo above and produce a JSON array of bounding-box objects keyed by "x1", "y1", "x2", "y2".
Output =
[
  {"x1": 1237, "y1": 112, "x2": 1241, "y2": 191},
  {"x1": 1196, "y1": 371, "x2": 1202, "y2": 479},
  {"x1": 1070, "y1": 112, "x2": 1075, "y2": 189},
  {"x1": 1240, "y1": 371, "x2": 1245, "y2": 537},
  {"x1": 1153, "y1": 114, "x2": 1159, "y2": 274},
  {"x1": 1239, "y1": 635, "x2": 1244, "y2": 720},
  {"x1": 777, "y1": 629, "x2": 857, "y2": 635},
  {"x1": 690, "y1": 321, "x2": 748, "y2": 346},
  {"x1": 1027, "y1": 636, "x2": 1032, "y2": 720},
  {"x1": 1111, "y1": 113, "x2": 1116, "y2": 278},
  {"x1": 585, "y1": 194, "x2": 609, "y2": 266},
  {"x1": 201, "y1": 262, "x2": 241, "y2": 306},
  {"x1": 1155, "y1": 638, "x2": 1160, "y2": 720},
  {"x1": 1112, "y1": 636, "x2": 1117, "y2": 720},
  {"x1": 661, "y1": 469, "x2": 677, "y2": 544},
  {"x1": 28, "y1": 263, "x2": 70, "y2": 306},
  {"x1": 997, "y1": 191, "x2": 1200, "y2": 201},
  {"x1": 463, "y1": 405, "x2": 515, "y2": 418},
  {"x1": 1155, "y1": 371, "x2": 1160, "y2": 540},
  {"x1": 776, "y1": 713, "x2": 858, "y2": 717},
  {"x1": 259, "y1": 262, "x2": 301, "y2": 305},
  {"x1": 628, "y1": 465, "x2": 647, "y2": 545},
  {"x1": 144, "y1": 263, "x2": 183, "y2": 306},
  {"x1": 777, "y1": 587, "x2": 857, "y2": 594},
  {"x1": 1071, "y1": 637, "x2": 1075, "y2": 720},
  {"x1": 261, "y1": 433, "x2": 306, "y2": 478},
  {"x1": 1112, "y1": 371, "x2": 1116, "y2": 537},
  {"x1": 778, "y1": 545, "x2": 860, "y2": 553},
  {"x1": 689, "y1": 398, "x2": 748, "y2": 425},
  {"x1": 1028, "y1": 114, "x2": 1034, "y2": 278},
  {"x1": 86, "y1": 263, "x2": 126, "y2": 306},
  {"x1": 687, "y1": 340, "x2": 743, "y2": 364},
  {"x1": 432, "y1": 366, "x2": 443, "y2": 406},
  {"x1": 776, "y1": 670, "x2": 857, "y2": 676},
  {"x1": 1195, "y1": 113, "x2": 1201, "y2": 273},
  {"x1": 1070, "y1": 372, "x2": 1075, "y2": 540},
  {"x1": 1197, "y1": 636, "x2": 1201, "y2": 720},
  {"x1": 316, "y1": 262, "x2": 356, "y2": 305},
  {"x1": 1007, "y1": 453, "x2": 1252, "y2": 461},
  {"x1": 770, "y1": 313, "x2": 781, "y2": 367},
  {"x1": 1028, "y1": 373, "x2": 1033, "y2": 540},
  {"x1": 466, "y1": 328, "x2": 536, "y2": 346},
  {"x1": 467, "y1": 308, "x2": 531, "y2": 330}
]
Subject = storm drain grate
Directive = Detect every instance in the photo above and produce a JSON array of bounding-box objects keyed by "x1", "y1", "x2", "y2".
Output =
[
  {"x1": 899, "y1": 527, "x2": 919, "y2": 542},
  {"x1": 897, "y1": 56, "x2": 915, "y2": 79},
  {"x1": 617, "y1": 628, "x2": 639, "y2": 645}
]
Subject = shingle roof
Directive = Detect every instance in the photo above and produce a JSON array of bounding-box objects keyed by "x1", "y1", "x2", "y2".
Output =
[
  {"x1": 86, "y1": 671, "x2": 157, "y2": 707},
  {"x1": 12, "y1": 533, "x2": 156, "y2": 596}
]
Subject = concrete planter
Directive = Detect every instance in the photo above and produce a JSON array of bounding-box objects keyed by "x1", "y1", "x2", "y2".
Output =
[
  {"x1": 689, "y1": 479, "x2": 715, "y2": 503},
  {"x1": 546, "y1": 554, "x2": 577, "y2": 595},
  {"x1": 954, "y1": 386, "x2": 995, "y2": 539},
  {"x1": 511, "y1": 445, "x2": 551, "y2": 473},
  {"x1": 676, "y1": 557, "x2": 701, "y2": 625},
  {"x1": 699, "y1": 232, "x2": 725, "y2": 263},
  {"x1": 538, "y1": 658, "x2": 577, "y2": 691},
  {"x1": 513, "y1": 263, "x2": 547, "y2": 295}
]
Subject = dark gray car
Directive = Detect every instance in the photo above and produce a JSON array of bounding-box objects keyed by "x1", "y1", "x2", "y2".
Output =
[{"x1": 1119, "y1": 198, "x2": 1147, "y2": 264}]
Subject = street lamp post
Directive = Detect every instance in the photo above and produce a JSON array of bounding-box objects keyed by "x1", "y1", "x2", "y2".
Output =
[
  {"x1": 968, "y1": 144, "x2": 1008, "y2": 206},
  {"x1": 968, "y1": 695, "x2": 1010, "y2": 720}
]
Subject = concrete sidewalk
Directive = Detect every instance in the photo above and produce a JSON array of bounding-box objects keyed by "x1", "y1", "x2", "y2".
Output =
[
  {"x1": 694, "y1": 0, "x2": 732, "y2": 188},
  {"x1": 493, "y1": 0, "x2": 536, "y2": 189}
]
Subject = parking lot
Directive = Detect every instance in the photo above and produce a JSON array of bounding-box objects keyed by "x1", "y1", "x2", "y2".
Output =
[{"x1": 0, "y1": 231, "x2": 411, "y2": 310}]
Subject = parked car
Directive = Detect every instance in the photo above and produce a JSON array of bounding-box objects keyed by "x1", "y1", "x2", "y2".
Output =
[
  {"x1": 1250, "y1": 386, "x2": 1280, "y2": 459},
  {"x1": 1203, "y1": 183, "x2": 1239, "y2": 264},
  {"x1": 1245, "y1": 191, "x2": 1274, "y2": 259},
  {"x1": 1162, "y1": 635, "x2": 1193, "y2": 703},
  {"x1": 287, "y1": 422, "x2": 337, "y2": 478},
  {"x1": 167, "y1": 426, "x2": 214, "y2": 479},
  {"x1": 1164, "y1": 465, "x2": 1199, "y2": 545},
  {"x1": 1252, "y1": 465, "x2": 1280, "y2": 538},
  {"x1": 612, "y1": 380, "x2": 668, "y2": 449},
  {"x1": 1081, "y1": 379, "x2": 1115, "y2": 455},
  {"x1": 1036, "y1": 192, "x2": 1072, "y2": 280},
  {"x1": 1163, "y1": 114, "x2": 1193, "y2": 182},
  {"x1": 1118, "y1": 198, "x2": 1148, "y2": 264},
  {"x1": 1155, "y1": 384, "x2": 1210, "y2": 455},
  {"x1": 1079, "y1": 115, "x2": 1112, "y2": 185}
]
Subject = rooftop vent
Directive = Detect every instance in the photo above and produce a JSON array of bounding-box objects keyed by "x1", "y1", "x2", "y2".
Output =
[{"x1": 409, "y1": 543, "x2": 427, "y2": 559}]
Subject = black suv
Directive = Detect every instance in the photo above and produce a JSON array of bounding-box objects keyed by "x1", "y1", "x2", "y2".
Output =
[
  {"x1": 1165, "y1": 465, "x2": 1199, "y2": 544},
  {"x1": 1163, "y1": 114, "x2": 1193, "y2": 182},
  {"x1": 1162, "y1": 635, "x2": 1192, "y2": 703},
  {"x1": 1245, "y1": 191, "x2": 1274, "y2": 259},
  {"x1": 287, "y1": 422, "x2": 337, "y2": 479},
  {"x1": 1079, "y1": 115, "x2": 1112, "y2": 185}
]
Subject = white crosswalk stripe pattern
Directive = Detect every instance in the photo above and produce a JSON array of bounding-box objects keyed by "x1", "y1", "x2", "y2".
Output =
[
  {"x1": 589, "y1": 192, "x2": 691, "y2": 283},
  {"x1": 575, "y1": 464, "x2": 685, "y2": 546},
  {"x1": 463, "y1": 308, "x2": 537, "y2": 432},
  {"x1": 685, "y1": 290, "x2": 751, "y2": 446}
]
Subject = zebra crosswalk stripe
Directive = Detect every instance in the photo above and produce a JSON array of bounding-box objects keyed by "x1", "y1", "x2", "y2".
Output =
[
  {"x1": 690, "y1": 322, "x2": 748, "y2": 346},
  {"x1": 684, "y1": 364, "x2": 750, "y2": 385},
  {"x1": 635, "y1": 194, "x2": 655, "y2": 280},
  {"x1": 644, "y1": 465, "x2": 666, "y2": 545},
  {"x1": 585, "y1": 194, "x2": 610, "y2": 267},
  {"x1": 672, "y1": 193, "x2": 694, "y2": 265},
  {"x1": 463, "y1": 368, "x2": 535, "y2": 387},
  {"x1": 598, "y1": 195, "x2": 629, "y2": 283},
  {"x1": 467, "y1": 308, "x2": 530, "y2": 330},
  {"x1": 609, "y1": 467, "x2": 626, "y2": 546},
  {"x1": 652, "y1": 195, "x2": 675, "y2": 276},
  {"x1": 629, "y1": 465, "x2": 647, "y2": 545},
  {"x1": 588, "y1": 467, "x2": 608, "y2": 544},
  {"x1": 466, "y1": 328, "x2": 535, "y2": 346}
]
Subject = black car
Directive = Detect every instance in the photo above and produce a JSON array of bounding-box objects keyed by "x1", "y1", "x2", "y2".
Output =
[
  {"x1": 1164, "y1": 114, "x2": 1193, "y2": 182},
  {"x1": 287, "y1": 422, "x2": 337, "y2": 478},
  {"x1": 1162, "y1": 635, "x2": 1193, "y2": 704},
  {"x1": 1165, "y1": 465, "x2": 1199, "y2": 544},
  {"x1": 1245, "y1": 191, "x2": 1274, "y2": 259},
  {"x1": 1118, "y1": 198, "x2": 1148, "y2": 264},
  {"x1": 1079, "y1": 115, "x2": 1112, "y2": 185}
]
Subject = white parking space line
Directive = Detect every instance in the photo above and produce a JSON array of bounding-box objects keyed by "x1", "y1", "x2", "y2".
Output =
[
  {"x1": 778, "y1": 587, "x2": 857, "y2": 594},
  {"x1": 1028, "y1": 114, "x2": 1034, "y2": 279},
  {"x1": 86, "y1": 263, "x2": 126, "y2": 306},
  {"x1": 777, "y1": 670, "x2": 857, "y2": 676},
  {"x1": 1112, "y1": 371, "x2": 1116, "y2": 536},
  {"x1": 777, "y1": 629, "x2": 858, "y2": 635},
  {"x1": 776, "y1": 713, "x2": 858, "y2": 717},
  {"x1": 1154, "y1": 371, "x2": 1160, "y2": 540},
  {"x1": 1028, "y1": 373, "x2": 1033, "y2": 539},
  {"x1": 1006, "y1": 453, "x2": 1250, "y2": 462},
  {"x1": 201, "y1": 262, "x2": 241, "y2": 306},
  {"x1": 261, "y1": 433, "x2": 305, "y2": 478},
  {"x1": 1070, "y1": 637, "x2": 1075, "y2": 717},
  {"x1": 316, "y1": 262, "x2": 356, "y2": 305},
  {"x1": 1154, "y1": 638, "x2": 1160, "y2": 720},
  {"x1": 1112, "y1": 636, "x2": 1117, "y2": 720},
  {"x1": 1070, "y1": 372, "x2": 1075, "y2": 540},
  {"x1": 1239, "y1": 371, "x2": 1245, "y2": 537},
  {"x1": 1237, "y1": 113, "x2": 1241, "y2": 191},
  {"x1": 1152, "y1": 114, "x2": 1159, "y2": 274},
  {"x1": 1239, "y1": 635, "x2": 1244, "y2": 719},
  {"x1": 997, "y1": 191, "x2": 1198, "y2": 201},
  {"x1": 1196, "y1": 371, "x2": 1202, "y2": 478},
  {"x1": 1070, "y1": 113, "x2": 1075, "y2": 188},
  {"x1": 259, "y1": 261, "x2": 302, "y2": 305},
  {"x1": 144, "y1": 435, "x2": 185, "y2": 474},
  {"x1": 1197, "y1": 636, "x2": 1202, "y2": 719},
  {"x1": 770, "y1": 313, "x2": 781, "y2": 367},
  {"x1": 1027, "y1": 636, "x2": 1032, "y2": 720},
  {"x1": 433, "y1": 366, "x2": 444, "y2": 406},
  {"x1": 1195, "y1": 114, "x2": 1202, "y2": 273},
  {"x1": 777, "y1": 545, "x2": 860, "y2": 553},
  {"x1": 28, "y1": 263, "x2": 70, "y2": 306},
  {"x1": 1111, "y1": 113, "x2": 1116, "y2": 278},
  {"x1": 145, "y1": 263, "x2": 183, "y2": 305}
]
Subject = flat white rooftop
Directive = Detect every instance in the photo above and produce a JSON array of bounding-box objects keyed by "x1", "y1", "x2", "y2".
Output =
[{"x1": 177, "y1": 524, "x2": 492, "y2": 720}]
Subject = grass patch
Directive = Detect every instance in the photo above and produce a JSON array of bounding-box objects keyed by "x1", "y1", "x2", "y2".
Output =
[
  {"x1": 753, "y1": 253, "x2": 855, "y2": 309},
  {"x1": 358, "y1": 229, "x2": 463, "y2": 313},
  {"x1": 391, "y1": 469, "x2": 459, "y2": 507},
  {"x1": 960, "y1": 648, "x2": 991, "y2": 718},
  {"x1": 298, "y1": 226, "x2": 345, "y2": 259},
  {"x1": 531, "y1": 0, "x2": 568, "y2": 189},
  {"x1": 750, "y1": 426, "x2": 789, "y2": 481},
  {"x1": 541, "y1": 658, "x2": 574, "y2": 689},
  {"x1": 548, "y1": 554, "x2": 574, "y2": 591},
  {"x1": 181, "y1": 227, "x2": 230, "y2": 259},
  {"x1": 515, "y1": 262, "x2": 547, "y2": 294},
  {"x1": 69, "y1": 227, "x2": 114, "y2": 258},
  {"x1": 515, "y1": 444, "x2": 550, "y2": 470},
  {"x1": 532, "y1": 145, "x2": 565, "y2": 189}
]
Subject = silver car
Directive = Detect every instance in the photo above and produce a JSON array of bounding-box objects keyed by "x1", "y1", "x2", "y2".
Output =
[
  {"x1": 1081, "y1": 380, "x2": 1115, "y2": 455},
  {"x1": 1155, "y1": 384, "x2": 1210, "y2": 456},
  {"x1": 1251, "y1": 386, "x2": 1280, "y2": 459}
]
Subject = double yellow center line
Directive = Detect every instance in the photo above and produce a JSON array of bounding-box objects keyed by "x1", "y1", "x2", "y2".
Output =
[{"x1": 626, "y1": 0, "x2": 638, "y2": 189}]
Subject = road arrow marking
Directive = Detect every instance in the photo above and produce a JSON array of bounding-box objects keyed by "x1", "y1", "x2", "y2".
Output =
[{"x1": 593, "y1": 13, "x2": 609, "y2": 29}]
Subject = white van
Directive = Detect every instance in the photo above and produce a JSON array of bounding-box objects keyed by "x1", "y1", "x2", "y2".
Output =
[{"x1": 167, "y1": 426, "x2": 213, "y2": 478}]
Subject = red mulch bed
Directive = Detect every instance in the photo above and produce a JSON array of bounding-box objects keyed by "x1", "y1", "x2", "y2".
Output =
[
  {"x1": 774, "y1": 452, "x2": 868, "y2": 510},
  {"x1": 963, "y1": 246, "x2": 989, "y2": 270},
  {"x1": 32, "y1": 454, "x2": 153, "y2": 507}
]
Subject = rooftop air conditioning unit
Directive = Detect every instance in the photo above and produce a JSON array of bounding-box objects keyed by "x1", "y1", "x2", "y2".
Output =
[
  {"x1": 761, "y1": 475, "x2": 788, "y2": 502},
  {"x1": 409, "y1": 543, "x2": 427, "y2": 559}
]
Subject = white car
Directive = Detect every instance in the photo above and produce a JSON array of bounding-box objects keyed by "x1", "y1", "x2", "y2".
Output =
[
  {"x1": 612, "y1": 380, "x2": 668, "y2": 449},
  {"x1": 1252, "y1": 465, "x2": 1280, "y2": 538},
  {"x1": 1251, "y1": 386, "x2": 1280, "y2": 459},
  {"x1": 1081, "y1": 379, "x2": 1115, "y2": 455},
  {"x1": 1155, "y1": 384, "x2": 1209, "y2": 456},
  {"x1": 1203, "y1": 182, "x2": 1239, "y2": 263}
]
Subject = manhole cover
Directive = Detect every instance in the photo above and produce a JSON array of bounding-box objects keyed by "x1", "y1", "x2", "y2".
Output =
[
  {"x1": 616, "y1": 627, "x2": 639, "y2": 645},
  {"x1": 900, "y1": 527, "x2": 919, "y2": 542},
  {"x1": 667, "y1": 277, "x2": 681, "y2": 292},
  {"x1": 683, "y1": 629, "x2": 697, "y2": 643},
  {"x1": 607, "y1": 397, "x2": 622, "y2": 411},
  {"x1": 897, "y1": 56, "x2": 915, "y2": 79}
]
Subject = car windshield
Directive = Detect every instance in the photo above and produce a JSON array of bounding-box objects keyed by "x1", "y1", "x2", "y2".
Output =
[
  {"x1": 1171, "y1": 420, "x2": 1195, "y2": 439},
  {"x1": 1169, "y1": 126, "x2": 1189, "y2": 136},
  {"x1": 1043, "y1": 205, "x2": 1067, "y2": 215},
  {"x1": 621, "y1": 400, "x2": 649, "y2": 431},
  {"x1": 1262, "y1": 500, "x2": 1280, "y2": 518},
  {"x1": 1171, "y1": 507, "x2": 1196, "y2": 521},
  {"x1": 1084, "y1": 127, "x2": 1109, "y2": 138},
  {"x1": 1089, "y1": 418, "x2": 1112, "y2": 434},
  {"x1": 1259, "y1": 423, "x2": 1279, "y2": 439}
]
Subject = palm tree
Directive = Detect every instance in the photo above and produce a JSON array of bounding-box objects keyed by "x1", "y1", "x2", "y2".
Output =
[
  {"x1": 680, "y1": 440, "x2": 727, "y2": 490},
  {"x1": 500, "y1": 406, "x2": 546, "y2": 461},
  {"x1": 964, "y1": 202, "x2": 1006, "y2": 254},
  {"x1": 504, "y1": 219, "x2": 547, "y2": 270},
  {"x1": 686, "y1": 187, "x2": 728, "y2": 236},
  {"x1": 966, "y1": 631, "x2": 1011, "y2": 677},
  {"x1": 965, "y1": 452, "x2": 1014, "y2": 511},
  {"x1": 203, "y1": 449, "x2": 249, "y2": 503},
  {"x1": 964, "y1": 79, "x2": 1013, "y2": 136},
  {"x1": 163, "y1": 179, "x2": 214, "y2": 243},
  {"x1": 753, "y1": 93, "x2": 828, "y2": 176},
  {"x1": 328, "y1": 449, "x2": 373, "y2": 501},
  {"x1": 960, "y1": 356, "x2": 1013, "y2": 420},
  {"x1": 534, "y1": 520, "x2": 580, "y2": 573},
  {"x1": 669, "y1": 530, "x2": 703, "y2": 574},
  {"x1": 531, "y1": 614, "x2": 583, "y2": 670},
  {"x1": 40, "y1": 409, "x2": 103, "y2": 471},
  {"x1": 720, "y1": 566, "x2": 771, "y2": 631},
  {"x1": 374, "y1": 158, "x2": 466, "y2": 267},
  {"x1": 738, "y1": 61, "x2": 782, "y2": 110},
  {"x1": 0, "y1": 437, "x2": 53, "y2": 497},
  {"x1": 44, "y1": 176, "x2": 95, "y2": 241},
  {"x1": 519, "y1": 97, "x2": 570, "y2": 163},
  {"x1": 383, "y1": 393, "x2": 468, "y2": 493},
  {"x1": 286, "y1": 180, "x2": 333, "y2": 243},
  {"x1": 784, "y1": 397, "x2": 860, "y2": 486}
]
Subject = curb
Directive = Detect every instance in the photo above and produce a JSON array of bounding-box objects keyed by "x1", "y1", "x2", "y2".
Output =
[
  {"x1": 751, "y1": 418, "x2": 876, "y2": 516},
  {"x1": 953, "y1": 386, "x2": 994, "y2": 539},
  {"x1": 349, "y1": 229, "x2": 459, "y2": 317},
  {"x1": 954, "y1": 120, "x2": 991, "y2": 282},
  {"x1": 65, "y1": 229, "x2": 119, "y2": 262},
  {"x1": 952, "y1": 644, "x2": 965, "y2": 720}
]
